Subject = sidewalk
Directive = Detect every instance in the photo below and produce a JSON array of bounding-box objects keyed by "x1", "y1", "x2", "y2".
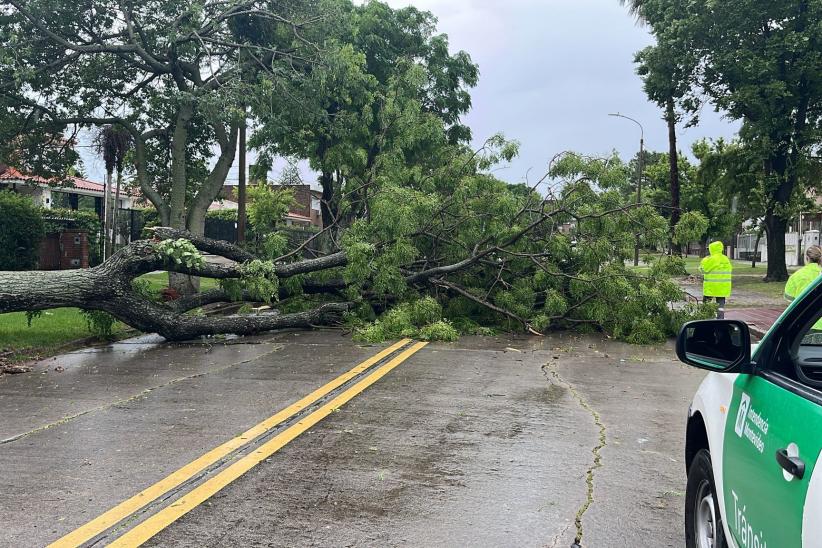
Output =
[
  {"x1": 725, "y1": 307, "x2": 786, "y2": 339},
  {"x1": 678, "y1": 278, "x2": 787, "y2": 339}
]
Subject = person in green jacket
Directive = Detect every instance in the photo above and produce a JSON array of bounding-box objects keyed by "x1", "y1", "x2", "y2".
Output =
[
  {"x1": 785, "y1": 245, "x2": 822, "y2": 335},
  {"x1": 700, "y1": 240, "x2": 733, "y2": 319}
]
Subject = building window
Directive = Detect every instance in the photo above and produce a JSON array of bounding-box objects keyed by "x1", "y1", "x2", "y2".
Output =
[
  {"x1": 78, "y1": 195, "x2": 96, "y2": 210},
  {"x1": 51, "y1": 192, "x2": 72, "y2": 209}
]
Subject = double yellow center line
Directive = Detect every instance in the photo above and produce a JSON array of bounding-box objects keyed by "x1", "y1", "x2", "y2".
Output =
[{"x1": 49, "y1": 339, "x2": 427, "y2": 547}]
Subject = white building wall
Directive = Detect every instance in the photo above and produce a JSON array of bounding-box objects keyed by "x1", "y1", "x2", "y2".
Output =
[{"x1": 736, "y1": 231, "x2": 802, "y2": 265}]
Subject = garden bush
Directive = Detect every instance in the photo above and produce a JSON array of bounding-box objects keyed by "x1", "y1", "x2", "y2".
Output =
[{"x1": 0, "y1": 190, "x2": 44, "y2": 270}]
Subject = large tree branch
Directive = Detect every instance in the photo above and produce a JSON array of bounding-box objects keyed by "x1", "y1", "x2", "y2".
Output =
[
  {"x1": 133, "y1": 137, "x2": 170, "y2": 222},
  {"x1": 119, "y1": 3, "x2": 171, "y2": 73},
  {"x1": 6, "y1": 0, "x2": 167, "y2": 70},
  {"x1": 151, "y1": 227, "x2": 256, "y2": 262},
  {"x1": 0, "y1": 237, "x2": 351, "y2": 341},
  {"x1": 431, "y1": 278, "x2": 542, "y2": 336},
  {"x1": 148, "y1": 228, "x2": 349, "y2": 277}
]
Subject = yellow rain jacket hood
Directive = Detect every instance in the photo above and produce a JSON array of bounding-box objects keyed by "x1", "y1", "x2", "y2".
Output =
[{"x1": 700, "y1": 241, "x2": 732, "y2": 298}]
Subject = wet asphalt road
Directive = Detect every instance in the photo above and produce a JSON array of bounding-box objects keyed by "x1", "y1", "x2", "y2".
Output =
[{"x1": 0, "y1": 331, "x2": 704, "y2": 547}]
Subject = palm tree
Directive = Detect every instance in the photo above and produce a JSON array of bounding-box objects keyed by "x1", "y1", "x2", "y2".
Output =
[
  {"x1": 95, "y1": 126, "x2": 132, "y2": 259},
  {"x1": 619, "y1": 0, "x2": 646, "y2": 19}
]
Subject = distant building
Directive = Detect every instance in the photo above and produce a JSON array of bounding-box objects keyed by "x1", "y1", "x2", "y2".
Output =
[
  {"x1": 0, "y1": 164, "x2": 140, "y2": 217},
  {"x1": 221, "y1": 183, "x2": 323, "y2": 228},
  {"x1": 209, "y1": 195, "x2": 314, "y2": 229},
  {"x1": 734, "y1": 191, "x2": 822, "y2": 265},
  {"x1": 798, "y1": 192, "x2": 822, "y2": 234}
]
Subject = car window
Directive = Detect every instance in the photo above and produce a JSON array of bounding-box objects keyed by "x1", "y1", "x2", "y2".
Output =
[
  {"x1": 793, "y1": 307, "x2": 822, "y2": 388},
  {"x1": 800, "y1": 322, "x2": 822, "y2": 346}
]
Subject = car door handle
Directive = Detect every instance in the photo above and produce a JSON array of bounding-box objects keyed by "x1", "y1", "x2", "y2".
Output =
[{"x1": 776, "y1": 449, "x2": 806, "y2": 480}]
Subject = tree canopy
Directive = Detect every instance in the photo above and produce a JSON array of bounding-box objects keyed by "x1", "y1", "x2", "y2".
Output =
[
  {"x1": 249, "y1": 0, "x2": 478, "y2": 230},
  {"x1": 0, "y1": 0, "x2": 717, "y2": 344},
  {"x1": 631, "y1": 0, "x2": 822, "y2": 280},
  {"x1": 0, "y1": 0, "x2": 321, "y2": 236}
]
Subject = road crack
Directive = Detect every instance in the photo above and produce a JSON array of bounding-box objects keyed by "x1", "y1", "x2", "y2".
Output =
[{"x1": 542, "y1": 361, "x2": 606, "y2": 548}]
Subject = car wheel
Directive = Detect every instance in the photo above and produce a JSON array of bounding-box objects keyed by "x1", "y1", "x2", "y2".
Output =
[{"x1": 685, "y1": 448, "x2": 727, "y2": 548}]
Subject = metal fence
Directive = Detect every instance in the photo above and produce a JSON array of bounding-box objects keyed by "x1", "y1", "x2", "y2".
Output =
[{"x1": 204, "y1": 218, "x2": 319, "y2": 250}]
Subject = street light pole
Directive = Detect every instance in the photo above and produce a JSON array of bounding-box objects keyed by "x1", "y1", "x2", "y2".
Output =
[{"x1": 609, "y1": 112, "x2": 645, "y2": 266}]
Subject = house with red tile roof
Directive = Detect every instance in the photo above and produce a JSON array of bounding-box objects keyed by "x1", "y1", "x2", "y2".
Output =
[
  {"x1": 220, "y1": 183, "x2": 323, "y2": 228},
  {"x1": 0, "y1": 164, "x2": 141, "y2": 216}
]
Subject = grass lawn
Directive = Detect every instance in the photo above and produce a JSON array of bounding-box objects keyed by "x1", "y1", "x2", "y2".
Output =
[
  {"x1": 732, "y1": 276, "x2": 789, "y2": 300},
  {"x1": 0, "y1": 274, "x2": 220, "y2": 365},
  {"x1": 687, "y1": 258, "x2": 794, "y2": 301},
  {"x1": 630, "y1": 255, "x2": 795, "y2": 301},
  {"x1": 0, "y1": 307, "x2": 129, "y2": 362},
  {"x1": 138, "y1": 272, "x2": 219, "y2": 296}
]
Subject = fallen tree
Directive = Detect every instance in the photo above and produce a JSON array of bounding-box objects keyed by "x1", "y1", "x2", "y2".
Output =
[
  {"x1": 0, "y1": 152, "x2": 715, "y2": 344},
  {"x1": 0, "y1": 2, "x2": 715, "y2": 345},
  {"x1": 0, "y1": 228, "x2": 349, "y2": 340}
]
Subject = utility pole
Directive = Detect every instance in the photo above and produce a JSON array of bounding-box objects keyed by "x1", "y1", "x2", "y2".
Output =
[
  {"x1": 237, "y1": 115, "x2": 247, "y2": 243},
  {"x1": 237, "y1": 46, "x2": 247, "y2": 244},
  {"x1": 609, "y1": 112, "x2": 645, "y2": 267}
]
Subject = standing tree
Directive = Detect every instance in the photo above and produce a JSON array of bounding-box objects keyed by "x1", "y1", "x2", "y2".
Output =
[
  {"x1": 634, "y1": 42, "x2": 697, "y2": 253},
  {"x1": 251, "y1": 0, "x2": 479, "y2": 232},
  {"x1": 622, "y1": 0, "x2": 701, "y2": 255},
  {"x1": 95, "y1": 125, "x2": 131, "y2": 258},
  {"x1": 634, "y1": 0, "x2": 822, "y2": 281},
  {"x1": 694, "y1": 138, "x2": 820, "y2": 268},
  {"x1": 0, "y1": 0, "x2": 322, "y2": 292}
]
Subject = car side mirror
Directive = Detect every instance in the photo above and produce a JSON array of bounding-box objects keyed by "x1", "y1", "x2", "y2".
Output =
[{"x1": 676, "y1": 320, "x2": 751, "y2": 372}]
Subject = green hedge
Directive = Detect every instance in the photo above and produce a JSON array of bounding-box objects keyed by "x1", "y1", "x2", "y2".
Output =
[
  {"x1": 207, "y1": 209, "x2": 238, "y2": 221},
  {"x1": 0, "y1": 191, "x2": 45, "y2": 270}
]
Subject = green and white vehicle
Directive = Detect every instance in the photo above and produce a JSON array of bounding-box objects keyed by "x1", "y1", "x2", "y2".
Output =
[{"x1": 677, "y1": 275, "x2": 822, "y2": 548}]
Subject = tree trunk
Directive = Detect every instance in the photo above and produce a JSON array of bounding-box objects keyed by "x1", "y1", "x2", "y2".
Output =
[
  {"x1": 0, "y1": 266, "x2": 348, "y2": 341},
  {"x1": 167, "y1": 103, "x2": 195, "y2": 296},
  {"x1": 764, "y1": 213, "x2": 789, "y2": 281},
  {"x1": 168, "y1": 272, "x2": 199, "y2": 296},
  {"x1": 666, "y1": 97, "x2": 680, "y2": 255},
  {"x1": 176, "y1": 207, "x2": 205, "y2": 296},
  {"x1": 320, "y1": 170, "x2": 336, "y2": 229},
  {"x1": 133, "y1": 135, "x2": 170, "y2": 225},
  {"x1": 0, "y1": 232, "x2": 350, "y2": 341},
  {"x1": 761, "y1": 147, "x2": 797, "y2": 282}
]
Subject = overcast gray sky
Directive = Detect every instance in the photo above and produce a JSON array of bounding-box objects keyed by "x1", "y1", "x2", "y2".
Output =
[
  {"x1": 80, "y1": 0, "x2": 739, "y2": 186},
  {"x1": 402, "y1": 0, "x2": 739, "y2": 183}
]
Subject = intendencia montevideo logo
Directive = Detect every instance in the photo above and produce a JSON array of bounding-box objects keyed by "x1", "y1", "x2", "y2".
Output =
[
  {"x1": 734, "y1": 393, "x2": 768, "y2": 453},
  {"x1": 735, "y1": 393, "x2": 751, "y2": 437}
]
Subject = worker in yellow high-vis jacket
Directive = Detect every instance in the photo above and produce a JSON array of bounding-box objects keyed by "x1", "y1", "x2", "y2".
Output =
[
  {"x1": 700, "y1": 240, "x2": 733, "y2": 319},
  {"x1": 785, "y1": 245, "x2": 822, "y2": 333}
]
